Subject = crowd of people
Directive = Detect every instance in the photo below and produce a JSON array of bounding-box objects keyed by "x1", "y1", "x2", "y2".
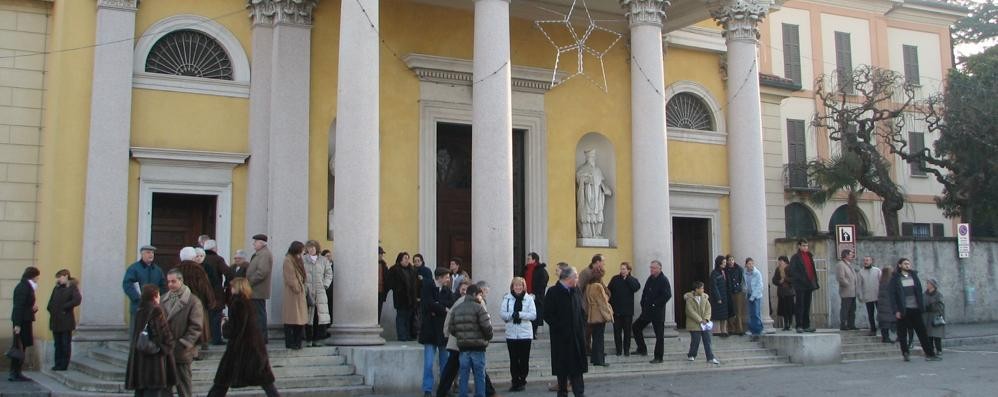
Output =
[{"x1": 5, "y1": 234, "x2": 950, "y2": 396}]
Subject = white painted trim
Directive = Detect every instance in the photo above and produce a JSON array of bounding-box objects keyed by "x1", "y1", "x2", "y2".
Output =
[
  {"x1": 664, "y1": 25, "x2": 727, "y2": 53},
  {"x1": 404, "y1": 53, "x2": 567, "y2": 94},
  {"x1": 418, "y1": 98, "x2": 548, "y2": 268},
  {"x1": 664, "y1": 80, "x2": 728, "y2": 145},
  {"x1": 132, "y1": 147, "x2": 248, "y2": 261},
  {"x1": 669, "y1": 183, "x2": 729, "y2": 259},
  {"x1": 133, "y1": 14, "x2": 251, "y2": 97},
  {"x1": 133, "y1": 72, "x2": 250, "y2": 98}
]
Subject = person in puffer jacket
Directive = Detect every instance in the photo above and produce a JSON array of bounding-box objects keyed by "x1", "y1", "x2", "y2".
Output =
[
  {"x1": 448, "y1": 284, "x2": 493, "y2": 397},
  {"x1": 500, "y1": 277, "x2": 537, "y2": 392}
]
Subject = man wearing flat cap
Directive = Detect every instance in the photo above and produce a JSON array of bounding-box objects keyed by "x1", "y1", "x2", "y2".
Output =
[
  {"x1": 122, "y1": 245, "x2": 167, "y2": 323},
  {"x1": 248, "y1": 234, "x2": 274, "y2": 342}
]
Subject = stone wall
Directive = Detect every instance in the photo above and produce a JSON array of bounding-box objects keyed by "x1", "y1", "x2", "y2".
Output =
[
  {"x1": 775, "y1": 237, "x2": 998, "y2": 328},
  {"x1": 0, "y1": 0, "x2": 48, "y2": 369}
]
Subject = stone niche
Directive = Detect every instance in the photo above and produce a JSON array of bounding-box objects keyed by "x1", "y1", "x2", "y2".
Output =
[{"x1": 575, "y1": 132, "x2": 616, "y2": 247}]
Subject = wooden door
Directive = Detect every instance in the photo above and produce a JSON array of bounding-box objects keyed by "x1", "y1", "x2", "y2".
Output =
[
  {"x1": 672, "y1": 217, "x2": 710, "y2": 328},
  {"x1": 150, "y1": 193, "x2": 217, "y2": 271}
]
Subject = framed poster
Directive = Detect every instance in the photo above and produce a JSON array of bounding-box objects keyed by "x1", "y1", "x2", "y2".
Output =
[{"x1": 836, "y1": 224, "x2": 856, "y2": 244}]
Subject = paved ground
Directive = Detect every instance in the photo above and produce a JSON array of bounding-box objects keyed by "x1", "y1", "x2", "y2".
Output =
[{"x1": 373, "y1": 343, "x2": 998, "y2": 397}]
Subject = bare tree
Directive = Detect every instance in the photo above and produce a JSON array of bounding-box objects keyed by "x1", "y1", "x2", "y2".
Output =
[{"x1": 811, "y1": 66, "x2": 914, "y2": 236}]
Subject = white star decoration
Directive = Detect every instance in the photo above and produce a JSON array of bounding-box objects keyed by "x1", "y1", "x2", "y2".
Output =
[{"x1": 535, "y1": 0, "x2": 623, "y2": 93}]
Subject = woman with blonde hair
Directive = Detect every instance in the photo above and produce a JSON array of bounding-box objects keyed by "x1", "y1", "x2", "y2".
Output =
[
  {"x1": 584, "y1": 267, "x2": 613, "y2": 367},
  {"x1": 500, "y1": 276, "x2": 537, "y2": 391},
  {"x1": 209, "y1": 278, "x2": 278, "y2": 396},
  {"x1": 282, "y1": 241, "x2": 308, "y2": 350},
  {"x1": 303, "y1": 240, "x2": 333, "y2": 346}
]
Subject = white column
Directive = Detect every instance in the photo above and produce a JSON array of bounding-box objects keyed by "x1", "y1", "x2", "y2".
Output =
[
  {"x1": 79, "y1": 0, "x2": 137, "y2": 328},
  {"x1": 247, "y1": 1, "x2": 316, "y2": 326},
  {"x1": 620, "y1": 0, "x2": 676, "y2": 329},
  {"x1": 245, "y1": 20, "x2": 273, "y2": 252},
  {"x1": 711, "y1": 0, "x2": 774, "y2": 327},
  {"x1": 472, "y1": 0, "x2": 514, "y2": 325},
  {"x1": 328, "y1": 0, "x2": 385, "y2": 345}
]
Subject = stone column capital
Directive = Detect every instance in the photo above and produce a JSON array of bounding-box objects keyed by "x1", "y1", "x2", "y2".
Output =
[
  {"x1": 248, "y1": 0, "x2": 318, "y2": 27},
  {"x1": 97, "y1": 0, "x2": 138, "y2": 11},
  {"x1": 619, "y1": 0, "x2": 670, "y2": 28},
  {"x1": 709, "y1": 0, "x2": 771, "y2": 42}
]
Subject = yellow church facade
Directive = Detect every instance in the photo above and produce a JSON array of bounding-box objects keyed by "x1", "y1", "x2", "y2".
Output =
[{"x1": 5, "y1": 0, "x2": 802, "y2": 351}]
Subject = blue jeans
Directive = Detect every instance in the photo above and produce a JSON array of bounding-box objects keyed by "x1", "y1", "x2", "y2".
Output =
[
  {"x1": 209, "y1": 308, "x2": 225, "y2": 344},
  {"x1": 458, "y1": 350, "x2": 486, "y2": 397},
  {"x1": 748, "y1": 298, "x2": 763, "y2": 336},
  {"x1": 422, "y1": 344, "x2": 449, "y2": 392},
  {"x1": 396, "y1": 308, "x2": 412, "y2": 341}
]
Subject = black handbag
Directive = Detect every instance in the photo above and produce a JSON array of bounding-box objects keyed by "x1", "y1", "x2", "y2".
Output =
[
  {"x1": 135, "y1": 321, "x2": 161, "y2": 355},
  {"x1": 5, "y1": 337, "x2": 24, "y2": 361}
]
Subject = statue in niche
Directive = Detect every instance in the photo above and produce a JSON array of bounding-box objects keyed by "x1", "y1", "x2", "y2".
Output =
[{"x1": 576, "y1": 148, "x2": 612, "y2": 239}]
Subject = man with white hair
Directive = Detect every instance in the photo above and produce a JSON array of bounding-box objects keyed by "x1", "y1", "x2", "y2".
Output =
[
  {"x1": 202, "y1": 239, "x2": 231, "y2": 345},
  {"x1": 248, "y1": 234, "x2": 274, "y2": 343},
  {"x1": 163, "y1": 268, "x2": 204, "y2": 397},
  {"x1": 176, "y1": 247, "x2": 216, "y2": 350},
  {"x1": 546, "y1": 266, "x2": 587, "y2": 397},
  {"x1": 230, "y1": 250, "x2": 249, "y2": 279}
]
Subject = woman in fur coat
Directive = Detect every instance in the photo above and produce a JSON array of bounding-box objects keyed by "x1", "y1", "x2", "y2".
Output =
[{"x1": 208, "y1": 278, "x2": 278, "y2": 397}]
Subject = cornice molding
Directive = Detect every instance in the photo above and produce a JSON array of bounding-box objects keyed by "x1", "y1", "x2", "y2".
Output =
[
  {"x1": 403, "y1": 53, "x2": 567, "y2": 94},
  {"x1": 664, "y1": 25, "x2": 727, "y2": 53},
  {"x1": 709, "y1": 0, "x2": 772, "y2": 42},
  {"x1": 247, "y1": 0, "x2": 317, "y2": 27},
  {"x1": 97, "y1": 0, "x2": 137, "y2": 11},
  {"x1": 620, "y1": 0, "x2": 670, "y2": 28},
  {"x1": 131, "y1": 147, "x2": 249, "y2": 169}
]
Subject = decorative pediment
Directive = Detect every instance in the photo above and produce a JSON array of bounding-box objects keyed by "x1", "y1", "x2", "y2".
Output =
[{"x1": 403, "y1": 53, "x2": 568, "y2": 94}]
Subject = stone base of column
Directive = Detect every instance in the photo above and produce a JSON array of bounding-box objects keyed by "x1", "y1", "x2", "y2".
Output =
[
  {"x1": 664, "y1": 321, "x2": 680, "y2": 338},
  {"x1": 328, "y1": 324, "x2": 386, "y2": 346}
]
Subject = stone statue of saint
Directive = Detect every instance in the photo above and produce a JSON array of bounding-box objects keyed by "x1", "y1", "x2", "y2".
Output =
[{"x1": 576, "y1": 149, "x2": 612, "y2": 238}]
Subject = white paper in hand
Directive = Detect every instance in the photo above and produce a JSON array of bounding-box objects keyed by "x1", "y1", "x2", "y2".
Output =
[{"x1": 701, "y1": 321, "x2": 714, "y2": 331}]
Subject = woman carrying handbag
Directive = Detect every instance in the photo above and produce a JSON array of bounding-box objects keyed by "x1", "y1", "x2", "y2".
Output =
[
  {"x1": 8, "y1": 266, "x2": 40, "y2": 382},
  {"x1": 125, "y1": 284, "x2": 177, "y2": 397}
]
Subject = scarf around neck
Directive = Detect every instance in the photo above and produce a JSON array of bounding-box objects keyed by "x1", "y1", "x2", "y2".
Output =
[{"x1": 162, "y1": 285, "x2": 191, "y2": 319}]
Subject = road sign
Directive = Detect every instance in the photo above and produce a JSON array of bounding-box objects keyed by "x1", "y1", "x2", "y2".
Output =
[{"x1": 958, "y1": 223, "x2": 971, "y2": 259}]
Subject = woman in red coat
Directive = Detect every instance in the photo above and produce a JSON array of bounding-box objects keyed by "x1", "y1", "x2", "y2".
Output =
[{"x1": 208, "y1": 277, "x2": 278, "y2": 397}]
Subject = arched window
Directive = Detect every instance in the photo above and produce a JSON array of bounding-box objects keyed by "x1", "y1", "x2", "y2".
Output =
[
  {"x1": 145, "y1": 29, "x2": 233, "y2": 80},
  {"x1": 666, "y1": 93, "x2": 715, "y2": 131},
  {"x1": 829, "y1": 204, "x2": 870, "y2": 236},
  {"x1": 785, "y1": 203, "x2": 818, "y2": 238}
]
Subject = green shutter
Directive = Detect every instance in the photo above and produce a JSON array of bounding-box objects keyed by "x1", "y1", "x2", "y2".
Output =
[
  {"x1": 782, "y1": 23, "x2": 802, "y2": 85},
  {"x1": 835, "y1": 31, "x2": 853, "y2": 94},
  {"x1": 903, "y1": 45, "x2": 920, "y2": 86}
]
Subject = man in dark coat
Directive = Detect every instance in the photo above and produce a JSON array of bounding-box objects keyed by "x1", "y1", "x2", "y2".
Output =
[
  {"x1": 123, "y1": 245, "x2": 166, "y2": 320},
  {"x1": 725, "y1": 255, "x2": 746, "y2": 336},
  {"x1": 607, "y1": 262, "x2": 640, "y2": 356},
  {"x1": 385, "y1": 253, "x2": 418, "y2": 341},
  {"x1": 631, "y1": 260, "x2": 672, "y2": 363},
  {"x1": 545, "y1": 266, "x2": 586, "y2": 397},
  {"x1": 202, "y1": 240, "x2": 231, "y2": 345},
  {"x1": 523, "y1": 252, "x2": 549, "y2": 338},
  {"x1": 47, "y1": 270, "x2": 82, "y2": 371},
  {"x1": 9, "y1": 266, "x2": 40, "y2": 382},
  {"x1": 789, "y1": 239, "x2": 819, "y2": 333},
  {"x1": 419, "y1": 268, "x2": 453, "y2": 396}
]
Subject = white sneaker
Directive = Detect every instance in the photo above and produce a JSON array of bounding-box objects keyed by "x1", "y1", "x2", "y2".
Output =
[
  {"x1": 687, "y1": 356, "x2": 695, "y2": 361},
  {"x1": 708, "y1": 358, "x2": 720, "y2": 365}
]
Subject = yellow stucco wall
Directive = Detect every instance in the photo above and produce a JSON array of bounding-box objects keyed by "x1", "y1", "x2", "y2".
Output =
[{"x1": 33, "y1": 0, "x2": 733, "y2": 341}]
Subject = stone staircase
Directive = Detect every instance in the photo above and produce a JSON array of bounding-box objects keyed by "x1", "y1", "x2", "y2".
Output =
[
  {"x1": 41, "y1": 341, "x2": 371, "y2": 396},
  {"x1": 838, "y1": 330, "x2": 912, "y2": 362},
  {"x1": 483, "y1": 333, "x2": 793, "y2": 384}
]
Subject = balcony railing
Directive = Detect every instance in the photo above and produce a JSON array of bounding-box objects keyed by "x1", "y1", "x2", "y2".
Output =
[{"x1": 784, "y1": 163, "x2": 821, "y2": 192}]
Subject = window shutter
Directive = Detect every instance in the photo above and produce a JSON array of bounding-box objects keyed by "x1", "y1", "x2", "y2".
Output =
[
  {"x1": 908, "y1": 132, "x2": 926, "y2": 175},
  {"x1": 834, "y1": 31, "x2": 853, "y2": 94},
  {"x1": 787, "y1": 119, "x2": 807, "y2": 188},
  {"x1": 782, "y1": 23, "x2": 802, "y2": 85},
  {"x1": 902, "y1": 222, "x2": 914, "y2": 236},
  {"x1": 903, "y1": 45, "x2": 920, "y2": 86},
  {"x1": 932, "y1": 223, "x2": 945, "y2": 237}
]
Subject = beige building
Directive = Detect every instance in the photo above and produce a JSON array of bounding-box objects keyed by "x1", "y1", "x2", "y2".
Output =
[{"x1": 759, "y1": 0, "x2": 965, "y2": 242}]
